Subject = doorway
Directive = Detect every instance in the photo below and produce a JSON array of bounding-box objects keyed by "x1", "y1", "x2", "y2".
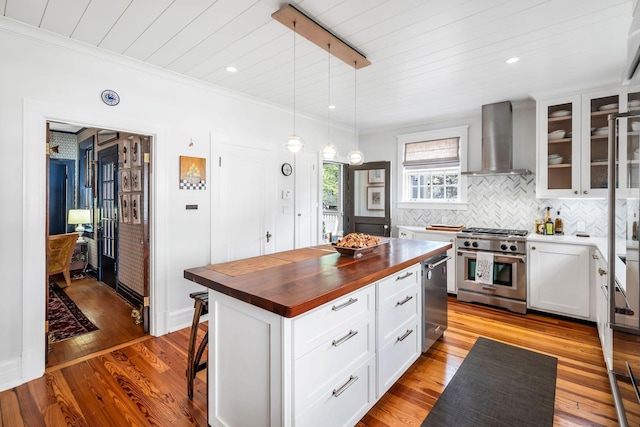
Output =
[
  {"x1": 346, "y1": 161, "x2": 391, "y2": 237},
  {"x1": 46, "y1": 124, "x2": 149, "y2": 367},
  {"x1": 322, "y1": 161, "x2": 345, "y2": 243}
]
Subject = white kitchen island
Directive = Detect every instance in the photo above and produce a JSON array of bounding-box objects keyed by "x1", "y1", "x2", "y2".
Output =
[{"x1": 184, "y1": 239, "x2": 450, "y2": 427}]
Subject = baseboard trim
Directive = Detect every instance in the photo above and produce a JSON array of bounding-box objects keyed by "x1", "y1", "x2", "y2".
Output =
[
  {"x1": 0, "y1": 357, "x2": 22, "y2": 392},
  {"x1": 169, "y1": 306, "x2": 209, "y2": 333},
  {"x1": 117, "y1": 281, "x2": 144, "y2": 309}
]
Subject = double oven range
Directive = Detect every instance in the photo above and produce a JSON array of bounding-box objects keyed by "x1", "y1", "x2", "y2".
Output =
[{"x1": 456, "y1": 227, "x2": 529, "y2": 314}]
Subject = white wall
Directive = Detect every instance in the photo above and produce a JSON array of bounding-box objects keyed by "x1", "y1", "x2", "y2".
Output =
[
  {"x1": 0, "y1": 18, "x2": 356, "y2": 390},
  {"x1": 358, "y1": 100, "x2": 537, "y2": 231}
]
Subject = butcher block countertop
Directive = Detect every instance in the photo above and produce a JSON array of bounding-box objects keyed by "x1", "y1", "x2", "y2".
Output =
[{"x1": 184, "y1": 238, "x2": 451, "y2": 318}]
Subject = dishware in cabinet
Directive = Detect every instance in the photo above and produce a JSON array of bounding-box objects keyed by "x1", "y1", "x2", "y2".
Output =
[
  {"x1": 625, "y1": 90, "x2": 640, "y2": 192},
  {"x1": 581, "y1": 88, "x2": 622, "y2": 197},
  {"x1": 537, "y1": 95, "x2": 581, "y2": 197}
]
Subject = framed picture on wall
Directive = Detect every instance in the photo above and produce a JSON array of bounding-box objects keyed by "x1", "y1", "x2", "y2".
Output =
[
  {"x1": 367, "y1": 186, "x2": 384, "y2": 210},
  {"x1": 131, "y1": 193, "x2": 141, "y2": 224},
  {"x1": 119, "y1": 139, "x2": 131, "y2": 169},
  {"x1": 368, "y1": 169, "x2": 385, "y2": 184},
  {"x1": 179, "y1": 156, "x2": 206, "y2": 190},
  {"x1": 119, "y1": 194, "x2": 130, "y2": 223},
  {"x1": 131, "y1": 169, "x2": 142, "y2": 192},
  {"x1": 119, "y1": 170, "x2": 131, "y2": 192},
  {"x1": 131, "y1": 137, "x2": 143, "y2": 167}
]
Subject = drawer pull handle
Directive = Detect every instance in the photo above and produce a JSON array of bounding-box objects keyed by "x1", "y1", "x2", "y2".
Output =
[
  {"x1": 332, "y1": 297, "x2": 358, "y2": 311},
  {"x1": 397, "y1": 329, "x2": 413, "y2": 342},
  {"x1": 599, "y1": 268, "x2": 607, "y2": 276},
  {"x1": 332, "y1": 330, "x2": 358, "y2": 347},
  {"x1": 332, "y1": 375, "x2": 358, "y2": 398},
  {"x1": 396, "y1": 295, "x2": 413, "y2": 306},
  {"x1": 396, "y1": 271, "x2": 414, "y2": 281}
]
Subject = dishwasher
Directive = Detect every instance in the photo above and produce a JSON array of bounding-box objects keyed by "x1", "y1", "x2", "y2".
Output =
[{"x1": 422, "y1": 252, "x2": 450, "y2": 352}]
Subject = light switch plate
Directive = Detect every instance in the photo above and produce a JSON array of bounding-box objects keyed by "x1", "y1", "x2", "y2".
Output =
[{"x1": 577, "y1": 221, "x2": 586, "y2": 232}]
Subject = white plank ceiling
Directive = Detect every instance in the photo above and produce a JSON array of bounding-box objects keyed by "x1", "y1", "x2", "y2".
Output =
[{"x1": 2, "y1": 0, "x2": 633, "y2": 133}]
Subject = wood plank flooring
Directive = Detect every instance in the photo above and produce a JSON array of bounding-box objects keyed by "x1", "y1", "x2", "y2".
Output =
[
  {"x1": 47, "y1": 275, "x2": 146, "y2": 367},
  {"x1": 0, "y1": 297, "x2": 619, "y2": 426}
]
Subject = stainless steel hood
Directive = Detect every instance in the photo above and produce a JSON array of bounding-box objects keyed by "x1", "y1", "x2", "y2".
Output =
[{"x1": 462, "y1": 101, "x2": 532, "y2": 176}]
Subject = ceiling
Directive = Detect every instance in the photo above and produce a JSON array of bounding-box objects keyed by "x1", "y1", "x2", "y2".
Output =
[{"x1": 2, "y1": 0, "x2": 634, "y2": 133}]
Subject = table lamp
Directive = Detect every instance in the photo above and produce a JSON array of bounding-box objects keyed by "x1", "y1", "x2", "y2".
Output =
[{"x1": 67, "y1": 209, "x2": 91, "y2": 242}]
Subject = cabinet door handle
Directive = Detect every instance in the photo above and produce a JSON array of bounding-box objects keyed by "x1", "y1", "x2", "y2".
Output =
[
  {"x1": 332, "y1": 297, "x2": 358, "y2": 311},
  {"x1": 396, "y1": 271, "x2": 414, "y2": 281},
  {"x1": 332, "y1": 375, "x2": 358, "y2": 398},
  {"x1": 397, "y1": 329, "x2": 414, "y2": 342},
  {"x1": 332, "y1": 330, "x2": 358, "y2": 347},
  {"x1": 396, "y1": 295, "x2": 413, "y2": 306},
  {"x1": 599, "y1": 268, "x2": 607, "y2": 276},
  {"x1": 592, "y1": 253, "x2": 600, "y2": 259},
  {"x1": 531, "y1": 246, "x2": 536, "y2": 250},
  {"x1": 574, "y1": 190, "x2": 578, "y2": 195},
  {"x1": 583, "y1": 190, "x2": 588, "y2": 194}
]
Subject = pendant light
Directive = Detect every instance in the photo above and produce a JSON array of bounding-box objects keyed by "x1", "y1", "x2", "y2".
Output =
[
  {"x1": 322, "y1": 44, "x2": 338, "y2": 161},
  {"x1": 286, "y1": 21, "x2": 304, "y2": 153},
  {"x1": 348, "y1": 60, "x2": 364, "y2": 165}
]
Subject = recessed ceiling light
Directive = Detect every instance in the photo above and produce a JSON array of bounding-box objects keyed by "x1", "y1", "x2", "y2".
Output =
[
  {"x1": 505, "y1": 57, "x2": 519, "y2": 64},
  {"x1": 328, "y1": 105, "x2": 336, "y2": 109},
  {"x1": 226, "y1": 66, "x2": 237, "y2": 73}
]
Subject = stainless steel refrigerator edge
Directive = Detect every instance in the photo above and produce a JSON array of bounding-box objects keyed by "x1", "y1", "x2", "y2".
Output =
[
  {"x1": 608, "y1": 111, "x2": 640, "y2": 426},
  {"x1": 422, "y1": 253, "x2": 450, "y2": 352}
]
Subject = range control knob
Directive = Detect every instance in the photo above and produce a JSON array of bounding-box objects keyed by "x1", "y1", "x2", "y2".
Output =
[
  {"x1": 500, "y1": 243, "x2": 508, "y2": 250},
  {"x1": 472, "y1": 241, "x2": 479, "y2": 248},
  {"x1": 464, "y1": 241, "x2": 470, "y2": 247},
  {"x1": 510, "y1": 244, "x2": 518, "y2": 252}
]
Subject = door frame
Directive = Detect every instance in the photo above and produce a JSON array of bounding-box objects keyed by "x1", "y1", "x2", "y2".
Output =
[
  {"x1": 346, "y1": 161, "x2": 392, "y2": 237},
  {"x1": 22, "y1": 99, "x2": 169, "y2": 385}
]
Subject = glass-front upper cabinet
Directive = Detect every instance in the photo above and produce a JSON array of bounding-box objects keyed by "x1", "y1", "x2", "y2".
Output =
[
  {"x1": 537, "y1": 95, "x2": 581, "y2": 198},
  {"x1": 581, "y1": 89, "x2": 621, "y2": 197},
  {"x1": 625, "y1": 90, "x2": 640, "y2": 192}
]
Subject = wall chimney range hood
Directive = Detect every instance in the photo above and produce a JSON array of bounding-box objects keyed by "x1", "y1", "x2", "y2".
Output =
[{"x1": 462, "y1": 101, "x2": 531, "y2": 176}]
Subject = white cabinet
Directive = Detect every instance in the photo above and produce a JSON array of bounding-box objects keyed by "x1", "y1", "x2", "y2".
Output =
[
  {"x1": 376, "y1": 264, "x2": 421, "y2": 396},
  {"x1": 527, "y1": 241, "x2": 591, "y2": 319},
  {"x1": 208, "y1": 263, "x2": 425, "y2": 427},
  {"x1": 537, "y1": 87, "x2": 639, "y2": 198},
  {"x1": 593, "y1": 249, "x2": 612, "y2": 370},
  {"x1": 397, "y1": 226, "x2": 456, "y2": 294}
]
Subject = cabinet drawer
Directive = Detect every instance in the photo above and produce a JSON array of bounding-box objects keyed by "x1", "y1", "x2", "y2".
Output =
[
  {"x1": 398, "y1": 229, "x2": 414, "y2": 239},
  {"x1": 294, "y1": 314, "x2": 375, "y2": 414},
  {"x1": 295, "y1": 356, "x2": 376, "y2": 427},
  {"x1": 376, "y1": 264, "x2": 420, "y2": 309},
  {"x1": 377, "y1": 317, "x2": 421, "y2": 397},
  {"x1": 293, "y1": 285, "x2": 375, "y2": 358},
  {"x1": 377, "y1": 286, "x2": 420, "y2": 348}
]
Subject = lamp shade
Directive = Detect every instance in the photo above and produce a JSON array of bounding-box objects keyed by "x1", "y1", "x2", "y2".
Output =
[
  {"x1": 286, "y1": 135, "x2": 304, "y2": 153},
  {"x1": 68, "y1": 209, "x2": 91, "y2": 225},
  {"x1": 348, "y1": 150, "x2": 364, "y2": 165},
  {"x1": 322, "y1": 144, "x2": 338, "y2": 160}
]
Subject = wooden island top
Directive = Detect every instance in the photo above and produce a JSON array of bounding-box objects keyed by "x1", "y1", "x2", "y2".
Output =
[{"x1": 184, "y1": 238, "x2": 451, "y2": 318}]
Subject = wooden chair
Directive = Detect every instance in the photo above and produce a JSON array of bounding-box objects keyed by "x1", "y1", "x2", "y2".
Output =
[
  {"x1": 187, "y1": 291, "x2": 209, "y2": 400},
  {"x1": 47, "y1": 233, "x2": 78, "y2": 288}
]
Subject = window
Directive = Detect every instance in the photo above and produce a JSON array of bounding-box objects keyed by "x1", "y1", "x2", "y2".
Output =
[{"x1": 397, "y1": 126, "x2": 468, "y2": 209}]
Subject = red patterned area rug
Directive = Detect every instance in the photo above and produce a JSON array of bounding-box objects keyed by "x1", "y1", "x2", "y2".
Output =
[{"x1": 48, "y1": 280, "x2": 98, "y2": 342}]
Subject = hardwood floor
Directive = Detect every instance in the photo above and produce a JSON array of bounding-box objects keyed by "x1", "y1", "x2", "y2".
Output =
[
  {"x1": 0, "y1": 297, "x2": 620, "y2": 426},
  {"x1": 47, "y1": 275, "x2": 146, "y2": 367}
]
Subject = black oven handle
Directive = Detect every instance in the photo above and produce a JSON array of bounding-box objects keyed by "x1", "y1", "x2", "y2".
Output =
[{"x1": 456, "y1": 249, "x2": 526, "y2": 263}]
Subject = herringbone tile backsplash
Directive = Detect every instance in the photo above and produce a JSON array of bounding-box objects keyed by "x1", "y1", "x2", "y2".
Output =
[{"x1": 397, "y1": 175, "x2": 627, "y2": 237}]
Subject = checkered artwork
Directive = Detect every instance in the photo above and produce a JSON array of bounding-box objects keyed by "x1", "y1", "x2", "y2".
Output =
[
  {"x1": 179, "y1": 156, "x2": 206, "y2": 190},
  {"x1": 180, "y1": 179, "x2": 206, "y2": 190}
]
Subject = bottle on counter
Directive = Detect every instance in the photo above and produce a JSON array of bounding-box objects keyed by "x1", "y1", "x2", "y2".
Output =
[
  {"x1": 554, "y1": 210, "x2": 564, "y2": 235},
  {"x1": 544, "y1": 207, "x2": 554, "y2": 235}
]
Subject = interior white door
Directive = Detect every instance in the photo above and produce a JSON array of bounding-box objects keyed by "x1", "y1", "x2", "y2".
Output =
[
  {"x1": 295, "y1": 153, "x2": 319, "y2": 248},
  {"x1": 213, "y1": 143, "x2": 275, "y2": 263}
]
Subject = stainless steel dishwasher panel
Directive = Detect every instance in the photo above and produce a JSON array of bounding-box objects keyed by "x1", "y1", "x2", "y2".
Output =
[{"x1": 423, "y1": 253, "x2": 450, "y2": 352}]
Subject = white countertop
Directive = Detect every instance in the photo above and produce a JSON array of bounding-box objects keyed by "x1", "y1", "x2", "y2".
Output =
[{"x1": 396, "y1": 225, "x2": 460, "y2": 236}]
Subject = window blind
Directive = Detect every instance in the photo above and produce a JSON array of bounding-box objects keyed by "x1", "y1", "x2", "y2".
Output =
[{"x1": 403, "y1": 137, "x2": 460, "y2": 168}]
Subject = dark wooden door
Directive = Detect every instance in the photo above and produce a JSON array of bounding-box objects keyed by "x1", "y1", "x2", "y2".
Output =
[
  {"x1": 97, "y1": 146, "x2": 118, "y2": 289},
  {"x1": 346, "y1": 161, "x2": 391, "y2": 237}
]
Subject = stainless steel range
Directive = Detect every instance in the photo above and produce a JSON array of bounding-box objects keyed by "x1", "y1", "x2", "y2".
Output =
[{"x1": 456, "y1": 227, "x2": 528, "y2": 314}]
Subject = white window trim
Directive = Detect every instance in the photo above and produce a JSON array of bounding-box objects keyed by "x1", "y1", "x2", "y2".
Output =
[{"x1": 396, "y1": 126, "x2": 468, "y2": 210}]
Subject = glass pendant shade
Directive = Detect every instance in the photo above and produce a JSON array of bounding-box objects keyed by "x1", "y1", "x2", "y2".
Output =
[
  {"x1": 322, "y1": 144, "x2": 338, "y2": 160},
  {"x1": 286, "y1": 135, "x2": 304, "y2": 153},
  {"x1": 348, "y1": 150, "x2": 364, "y2": 165}
]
